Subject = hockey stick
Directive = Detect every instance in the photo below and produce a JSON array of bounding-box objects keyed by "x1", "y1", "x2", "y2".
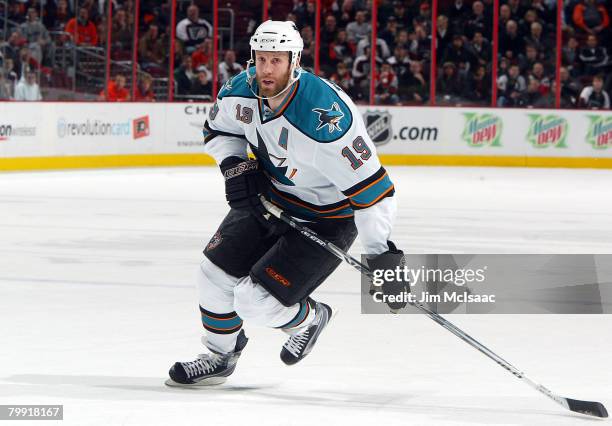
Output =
[{"x1": 260, "y1": 198, "x2": 608, "y2": 419}]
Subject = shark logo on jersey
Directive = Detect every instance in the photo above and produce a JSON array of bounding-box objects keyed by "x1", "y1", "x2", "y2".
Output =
[
  {"x1": 222, "y1": 76, "x2": 234, "y2": 91},
  {"x1": 250, "y1": 130, "x2": 295, "y2": 186},
  {"x1": 312, "y1": 102, "x2": 344, "y2": 133}
]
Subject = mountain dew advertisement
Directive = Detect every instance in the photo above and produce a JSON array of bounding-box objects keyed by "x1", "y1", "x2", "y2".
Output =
[
  {"x1": 462, "y1": 113, "x2": 503, "y2": 147},
  {"x1": 526, "y1": 114, "x2": 568, "y2": 148},
  {"x1": 586, "y1": 115, "x2": 612, "y2": 150}
]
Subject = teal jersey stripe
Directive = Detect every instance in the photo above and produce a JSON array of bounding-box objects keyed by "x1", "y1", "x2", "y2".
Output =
[
  {"x1": 201, "y1": 313, "x2": 243, "y2": 330},
  {"x1": 349, "y1": 174, "x2": 394, "y2": 207}
]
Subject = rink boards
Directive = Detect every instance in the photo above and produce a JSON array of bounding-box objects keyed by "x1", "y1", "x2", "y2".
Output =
[{"x1": 1, "y1": 102, "x2": 611, "y2": 170}]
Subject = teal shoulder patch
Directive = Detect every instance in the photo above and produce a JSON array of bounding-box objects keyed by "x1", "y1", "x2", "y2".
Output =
[
  {"x1": 217, "y1": 68, "x2": 256, "y2": 99},
  {"x1": 283, "y1": 72, "x2": 353, "y2": 143}
]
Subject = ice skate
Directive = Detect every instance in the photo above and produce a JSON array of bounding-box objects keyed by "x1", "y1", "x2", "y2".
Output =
[
  {"x1": 166, "y1": 329, "x2": 248, "y2": 387},
  {"x1": 280, "y1": 301, "x2": 332, "y2": 366}
]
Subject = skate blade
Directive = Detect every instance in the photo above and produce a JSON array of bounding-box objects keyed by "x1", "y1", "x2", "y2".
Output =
[{"x1": 164, "y1": 377, "x2": 227, "y2": 387}]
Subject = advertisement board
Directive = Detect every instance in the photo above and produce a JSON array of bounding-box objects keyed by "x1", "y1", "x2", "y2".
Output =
[{"x1": 0, "y1": 102, "x2": 611, "y2": 170}]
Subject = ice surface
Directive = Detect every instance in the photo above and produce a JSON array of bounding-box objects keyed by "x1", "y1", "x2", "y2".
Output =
[{"x1": 1, "y1": 166, "x2": 611, "y2": 426}]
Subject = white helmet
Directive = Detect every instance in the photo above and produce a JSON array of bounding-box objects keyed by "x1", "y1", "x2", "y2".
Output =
[{"x1": 246, "y1": 20, "x2": 304, "y2": 100}]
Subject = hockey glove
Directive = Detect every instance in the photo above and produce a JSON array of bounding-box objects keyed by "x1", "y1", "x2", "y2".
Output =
[
  {"x1": 366, "y1": 240, "x2": 409, "y2": 311},
  {"x1": 220, "y1": 156, "x2": 268, "y2": 216}
]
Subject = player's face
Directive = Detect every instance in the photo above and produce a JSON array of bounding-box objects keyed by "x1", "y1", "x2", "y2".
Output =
[{"x1": 255, "y1": 51, "x2": 291, "y2": 98}]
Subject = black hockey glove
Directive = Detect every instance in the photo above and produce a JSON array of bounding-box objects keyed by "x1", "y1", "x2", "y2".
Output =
[
  {"x1": 366, "y1": 241, "x2": 409, "y2": 311},
  {"x1": 220, "y1": 156, "x2": 269, "y2": 216}
]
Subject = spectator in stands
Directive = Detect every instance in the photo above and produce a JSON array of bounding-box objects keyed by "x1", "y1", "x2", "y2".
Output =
[
  {"x1": 578, "y1": 34, "x2": 609, "y2": 75},
  {"x1": 465, "y1": 1, "x2": 489, "y2": 39},
  {"x1": 330, "y1": 62, "x2": 355, "y2": 96},
  {"x1": 346, "y1": 10, "x2": 371, "y2": 44},
  {"x1": 300, "y1": 26, "x2": 315, "y2": 69},
  {"x1": 191, "y1": 38, "x2": 212, "y2": 71},
  {"x1": 499, "y1": 4, "x2": 512, "y2": 29},
  {"x1": 19, "y1": 8, "x2": 53, "y2": 67},
  {"x1": 328, "y1": 29, "x2": 353, "y2": 69},
  {"x1": 524, "y1": 22, "x2": 548, "y2": 54},
  {"x1": 112, "y1": 8, "x2": 133, "y2": 51},
  {"x1": 499, "y1": 20, "x2": 524, "y2": 60},
  {"x1": 572, "y1": 0, "x2": 610, "y2": 35},
  {"x1": 399, "y1": 60, "x2": 428, "y2": 104},
  {"x1": 518, "y1": 10, "x2": 543, "y2": 40},
  {"x1": 414, "y1": 3, "x2": 432, "y2": 34},
  {"x1": 139, "y1": 24, "x2": 168, "y2": 73},
  {"x1": 0, "y1": 73, "x2": 12, "y2": 100},
  {"x1": 100, "y1": 74, "x2": 130, "y2": 101},
  {"x1": 387, "y1": 45, "x2": 411, "y2": 75},
  {"x1": 436, "y1": 15, "x2": 453, "y2": 60},
  {"x1": 321, "y1": 15, "x2": 339, "y2": 48},
  {"x1": 65, "y1": 7, "x2": 98, "y2": 46},
  {"x1": 190, "y1": 66, "x2": 212, "y2": 99},
  {"x1": 506, "y1": 0, "x2": 525, "y2": 21},
  {"x1": 437, "y1": 62, "x2": 465, "y2": 103},
  {"x1": 320, "y1": 15, "x2": 341, "y2": 74},
  {"x1": 379, "y1": 16, "x2": 398, "y2": 52},
  {"x1": 375, "y1": 62, "x2": 400, "y2": 105},
  {"x1": 562, "y1": 36, "x2": 580, "y2": 76},
  {"x1": 560, "y1": 66, "x2": 581, "y2": 107},
  {"x1": 530, "y1": 0, "x2": 553, "y2": 24},
  {"x1": 394, "y1": 29, "x2": 410, "y2": 51},
  {"x1": 15, "y1": 47, "x2": 40, "y2": 81},
  {"x1": 176, "y1": 4, "x2": 213, "y2": 53},
  {"x1": 2, "y1": 31, "x2": 26, "y2": 65},
  {"x1": 518, "y1": 43, "x2": 539, "y2": 74},
  {"x1": 518, "y1": 76, "x2": 543, "y2": 107},
  {"x1": 352, "y1": 46, "x2": 382, "y2": 101},
  {"x1": 497, "y1": 64, "x2": 526, "y2": 106},
  {"x1": 218, "y1": 50, "x2": 243, "y2": 84},
  {"x1": 448, "y1": 0, "x2": 470, "y2": 34},
  {"x1": 442, "y1": 35, "x2": 474, "y2": 76},
  {"x1": 409, "y1": 25, "x2": 431, "y2": 62},
  {"x1": 579, "y1": 74, "x2": 610, "y2": 109},
  {"x1": 14, "y1": 70, "x2": 42, "y2": 101},
  {"x1": 529, "y1": 62, "x2": 551, "y2": 94},
  {"x1": 498, "y1": 56, "x2": 511, "y2": 76},
  {"x1": 333, "y1": 0, "x2": 354, "y2": 29},
  {"x1": 49, "y1": 0, "x2": 72, "y2": 32},
  {"x1": 465, "y1": 64, "x2": 490, "y2": 103},
  {"x1": 294, "y1": 0, "x2": 316, "y2": 29},
  {"x1": 356, "y1": 36, "x2": 391, "y2": 59},
  {"x1": 135, "y1": 73, "x2": 155, "y2": 101},
  {"x1": 468, "y1": 31, "x2": 491, "y2": 68},
  {"x1": 389, "y1": 1, "x2": 410, "y2": 32},
  {"x1": 174, "y1": 55, "x2": 196, "y2": 95},
  {"x1": 1, "y1": 58, "x2": 18, "y2": 90}
]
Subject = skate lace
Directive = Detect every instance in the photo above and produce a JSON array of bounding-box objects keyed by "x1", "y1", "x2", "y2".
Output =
[
  {"x1": 283, "y1": 330, "x2": 310, "y2": 357},
  {"x1": 184, "y1": 354, "x2": 222, "y2": 378}
]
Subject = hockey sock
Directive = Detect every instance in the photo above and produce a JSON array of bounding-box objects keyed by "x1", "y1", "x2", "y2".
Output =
[
  {"x1": 200, "y1": 305, "x2": 244, "y2": 353},
  {"x1": 278, "y1": 298, "x2": 316, "y2": 333}
]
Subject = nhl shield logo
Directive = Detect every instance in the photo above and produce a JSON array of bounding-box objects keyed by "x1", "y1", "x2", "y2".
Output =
[{"x1": 364, "y1": 110, "x2": 393, "y2": 146}]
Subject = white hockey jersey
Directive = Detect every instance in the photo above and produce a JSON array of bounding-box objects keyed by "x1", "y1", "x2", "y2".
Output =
[{"x1": 204, "y1": 68, "x2": 395, "y2": 223}]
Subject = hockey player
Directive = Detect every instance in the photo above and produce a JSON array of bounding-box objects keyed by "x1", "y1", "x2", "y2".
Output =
[{"x1": 166, "y1": 20, "x2": 403, "y2": 386}]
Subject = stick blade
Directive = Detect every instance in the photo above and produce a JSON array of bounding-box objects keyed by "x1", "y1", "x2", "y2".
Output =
[{"x1": 566, "y1": 398, "x2": 608, "y2": 418}]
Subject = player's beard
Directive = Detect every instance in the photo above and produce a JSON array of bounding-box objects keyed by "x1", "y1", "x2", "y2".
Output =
[{"x1": 256, "y1": 69, "x2": 291, "y2": 98}]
